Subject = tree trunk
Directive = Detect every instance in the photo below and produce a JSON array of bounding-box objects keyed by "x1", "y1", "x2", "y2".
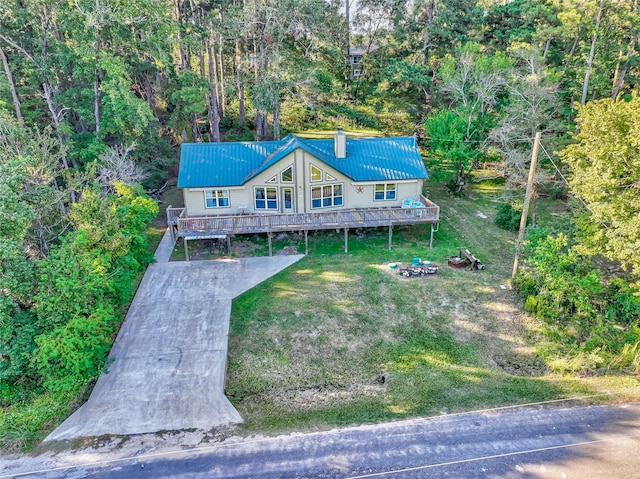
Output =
[
  {"x1": 421, "y1": 0, "x2": 435, "y2": 66},
  {"x1": 581, "y1": 0, "x2": 605, "y2": 106},
  {"x1": 255, "y1": 112, "x2": 262, "y2": 140},
  {"x1": 93, "y1": 24, "x2": 102, "y2": 133},
  {"x1": 94, "y1": 76, "x2": 101, "y2": 132},
  {"x1": 140, "y1": 30, "x2": 156, "y2": 113},
  {"x1": 191, "y1": 114, "x2": 200, "y2": 142},
  {"x1": 542, "y1": 35, "x2": 552, "y2": 59},
  {"x1": 0, "y1": 46, "x2": 22, "y2": 120},
  {"x1": 611, "y1": 0, "x2": 638, "y2": 99},
  {"x1": 217, "y1": 16, "x2": 226, "y2": 116},
  {"x1": 173, "y1": 0, "x2": 189, "y2": 69},
  {"x1": 262, "y1": 112, "x2": 269, "y2": 139},
  {"x1": 568, "y1": 33, "x2": 580, "y2": 57},
  {"x1": 273, "y1": 99, "x2": 280, "y2": 140},
  {"x1": 611, "y1": 35, "x2": 637, "y2": 99},
  {"x1": 345, "y1": 0, "x2": 350, "y2": 61},
  {"x1": 206, "y1": 39, "x2": 220, "y2": 142},
  {"x1": 238, "y1": 82, "x2": 246, "y2": 126},
  {"x1": 236, "y1": 39, "x2": 246, "y2": 125}
]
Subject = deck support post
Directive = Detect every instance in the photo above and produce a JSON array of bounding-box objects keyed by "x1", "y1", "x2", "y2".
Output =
[
  {"x1": 268, "y1": 231, "x2": 273, "y2": 256},
  {"x1": 388, "y1": 224, "x2": 393, "y2": 250},
  {"x1": 184, "y1": 238, "x2": 189, "y2": 261},
  {"x1": 344, "y1": 228, "x2": 348, "y2": 253},
  {"x1": 304, "y1": 230, "x2": 308, "y2": 255},
  {"x1": 430, "y1": 224, "x2": 435, "y2": 249},
  {"x1": 226, "y1": 234, "x2": 231, "y2": 255}
]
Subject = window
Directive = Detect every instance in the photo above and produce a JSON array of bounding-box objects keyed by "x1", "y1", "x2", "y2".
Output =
[
  {"x1": 204, "y1": 189, "x2": 229, "y2": 208},
  {"x1": 255, "y1": 187, "x2": 278, "y2": 210},
  {"x1": 311, "y1": 184, "x2": 343, "y2": 209},
  {"x1": 325, "y1": 173, "x2": 336, "y2": 181},
  {"x1": 266, "y1": 175, "x2": 278, "y2": 183},
  {"x1": 374, "y1": 183, "x2": 396, "y2": 201},
  {"x1": 310, "y1": 164, "x2": 322, "y2": 182},
  {"x1": 281, "y1": 166, "x2": 293, "y2": 183},
  {"x1": 353, "y1": 69, "x2": 362, "y2": 77}
]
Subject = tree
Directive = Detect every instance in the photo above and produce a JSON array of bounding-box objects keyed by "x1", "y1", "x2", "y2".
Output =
[
  {"x1": 560, "y1": 96, "x2": 640, "y2": 276},
  {"x1": 415, "y1": 0, "x2": 483, "y2": 66},
  {"x1": 32, "y1": 182, "x2": 157, "y2": 391},
  {"x1": 427, "y1": 43, "x2": 511, "y2": 192},
  {"x1": 487, "y1": 44, "x2": 563, "y2": 226}
]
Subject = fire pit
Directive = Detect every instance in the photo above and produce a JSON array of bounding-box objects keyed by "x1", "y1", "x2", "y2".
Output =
[{"x1": 398, "y1": 264, "x2": 438, "y2": 277}]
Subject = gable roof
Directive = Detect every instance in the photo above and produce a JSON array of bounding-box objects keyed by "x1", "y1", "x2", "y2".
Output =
[{"x1": 177, "y1": 134, "x2": 428, "y2": 188}]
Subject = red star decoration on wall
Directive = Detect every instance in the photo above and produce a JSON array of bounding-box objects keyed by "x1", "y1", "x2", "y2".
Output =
[{"x1": 356, "y1": 186, "x2": 364, "y2": 193}]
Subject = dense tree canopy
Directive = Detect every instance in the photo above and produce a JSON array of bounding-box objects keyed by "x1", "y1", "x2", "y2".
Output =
[{"x1": 560, "y1": 96, "x2": 640, "y2": 276}]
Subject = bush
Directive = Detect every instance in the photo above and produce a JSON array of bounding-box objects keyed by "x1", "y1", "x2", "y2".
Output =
[
  {"x1": 495, "y1": 201, "x2": 524, "y2": 231},
  {"x1": 515, "y1": 231, "x2": 640, "y2": 373}
]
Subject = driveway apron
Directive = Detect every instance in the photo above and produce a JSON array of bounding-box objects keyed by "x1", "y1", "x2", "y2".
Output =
[{"x1": 46, "y1": 254, "x2": 304, "y2": 441}]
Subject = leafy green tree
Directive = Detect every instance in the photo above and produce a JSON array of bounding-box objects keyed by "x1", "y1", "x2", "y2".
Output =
[
  {"x1": 483, "y1": 0, "x2": 558, "y2": 50},
  {"x1": 32, "y1": 182, "x2": 157, "y2": 391},
  {"x1": 415, "y1": 0, "x2": 483, "y2": 66},
  {"x1": 426, "y1": 43, "x2": 511, "y2": 192},
  {"x1": 424, "y1": 109, "x2": 480, "y2": 191},
  {"x1": 560, "y1": 96, "x2": 640, "y2": 277},
  {"x1": 0, "y1": 161, "x2": 39, "y2": 391}
]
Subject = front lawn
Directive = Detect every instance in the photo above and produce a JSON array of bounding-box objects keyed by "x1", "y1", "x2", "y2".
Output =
[{"x1": 226, "y1": 182, "x2": 640, "y2": 433}]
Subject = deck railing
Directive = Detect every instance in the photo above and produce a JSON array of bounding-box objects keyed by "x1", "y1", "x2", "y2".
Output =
[
  {"x1": 175, "y1": 201, "x2": 439, "y2": 239},
  {"x1": 166, "y1": 206, "x2": 186, "y2": 226}
]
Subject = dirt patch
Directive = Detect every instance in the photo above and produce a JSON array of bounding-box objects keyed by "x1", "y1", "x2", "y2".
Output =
[
  {"x1": 268, "y1": 381, "x2": 386, "y2": 411},
  {"x1": 494, "y1": 353, "x2": 548, "y2": 376}
]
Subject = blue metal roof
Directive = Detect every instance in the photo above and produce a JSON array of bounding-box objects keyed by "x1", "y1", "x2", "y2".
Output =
[{"x1": 177, "y1": 135, "x2": 428, "y2": 188}]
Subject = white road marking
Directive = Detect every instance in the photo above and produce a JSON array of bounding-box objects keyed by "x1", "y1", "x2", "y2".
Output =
[
  {"x1": 344, "y1": 433, "x2": 640, "y2": 479},
  {"x1": 2, "y1": 389, "x2": 640, "y2": 479}
]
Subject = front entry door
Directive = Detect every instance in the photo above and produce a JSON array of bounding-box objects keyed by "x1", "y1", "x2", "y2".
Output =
[{"x1": 282, "y1": 187, "x2": 294, "y2": 213}]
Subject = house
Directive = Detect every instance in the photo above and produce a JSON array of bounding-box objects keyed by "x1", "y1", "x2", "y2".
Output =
[
  {"x1": 348, "y1": 46, "x2": 379, "y2": 77},
  {"x1": 170, "y1": 129, "x2": 440, "y2": 257}
]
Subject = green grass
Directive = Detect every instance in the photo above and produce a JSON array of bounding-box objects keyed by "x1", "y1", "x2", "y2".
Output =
[
  {"x1": 226, "y1": 181, "x2": 640, "y2": 434},
  {"x1": 0, "y1": 388, "x2": 83, "y2": 452},
  {"x1": 4, "y1": 181, "x2": 637, "y2": 451}
]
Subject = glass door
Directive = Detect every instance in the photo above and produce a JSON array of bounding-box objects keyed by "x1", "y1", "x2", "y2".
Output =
[{"x1": 282, "y1": 187, "x2": 294, "y2": 213}]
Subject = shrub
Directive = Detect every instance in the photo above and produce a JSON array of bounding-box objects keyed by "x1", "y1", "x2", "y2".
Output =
[
  {"x1": 516, "y1": 231, "x2": 640, "y2": 373},
  {"x1": 495, "y1": 201, "x2": 523, "y2": 231}
]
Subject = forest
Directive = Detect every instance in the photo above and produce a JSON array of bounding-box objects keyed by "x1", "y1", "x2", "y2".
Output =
[{"x1": 1, "y1": 0, "x2": 639, "y2": 449}]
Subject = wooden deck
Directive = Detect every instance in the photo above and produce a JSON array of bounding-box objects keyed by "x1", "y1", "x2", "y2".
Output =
[{"x1": 167, "y1": 196, "x2": 440, "y2": 257}]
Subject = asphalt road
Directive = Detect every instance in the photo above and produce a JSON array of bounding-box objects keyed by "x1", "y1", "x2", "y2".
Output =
[{"x1": 5, "y1": 402, "x2": 640, "y2": 479}]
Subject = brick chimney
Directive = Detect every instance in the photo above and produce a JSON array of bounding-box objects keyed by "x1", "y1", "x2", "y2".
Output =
[{"x1": 334, "y1": 127, "x2": 346, "y2": 159}]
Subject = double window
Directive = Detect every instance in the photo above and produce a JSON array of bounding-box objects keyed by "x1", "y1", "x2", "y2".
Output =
[
  {"x1": 204, "y1": 189, "x2": 229, "y2": 208},
  {"x1": 255, "y1": 187, "x2": 278, "y2": 210},
  {"x1": 311, "y1": 184, "x2": 343, "y2": 209},
  {"x1": 374, "y1": 183, "x2": 396, "y2": 201}
]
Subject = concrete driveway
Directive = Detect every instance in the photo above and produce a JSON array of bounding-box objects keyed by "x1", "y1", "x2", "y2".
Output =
[{"x1": 46, "y1": 254, "x2": 304, "y2": 441}]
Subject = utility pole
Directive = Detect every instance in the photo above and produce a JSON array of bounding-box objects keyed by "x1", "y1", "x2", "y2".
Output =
[{"x1": 512, "y1": 131, "x2": 541, "y2": 282}]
